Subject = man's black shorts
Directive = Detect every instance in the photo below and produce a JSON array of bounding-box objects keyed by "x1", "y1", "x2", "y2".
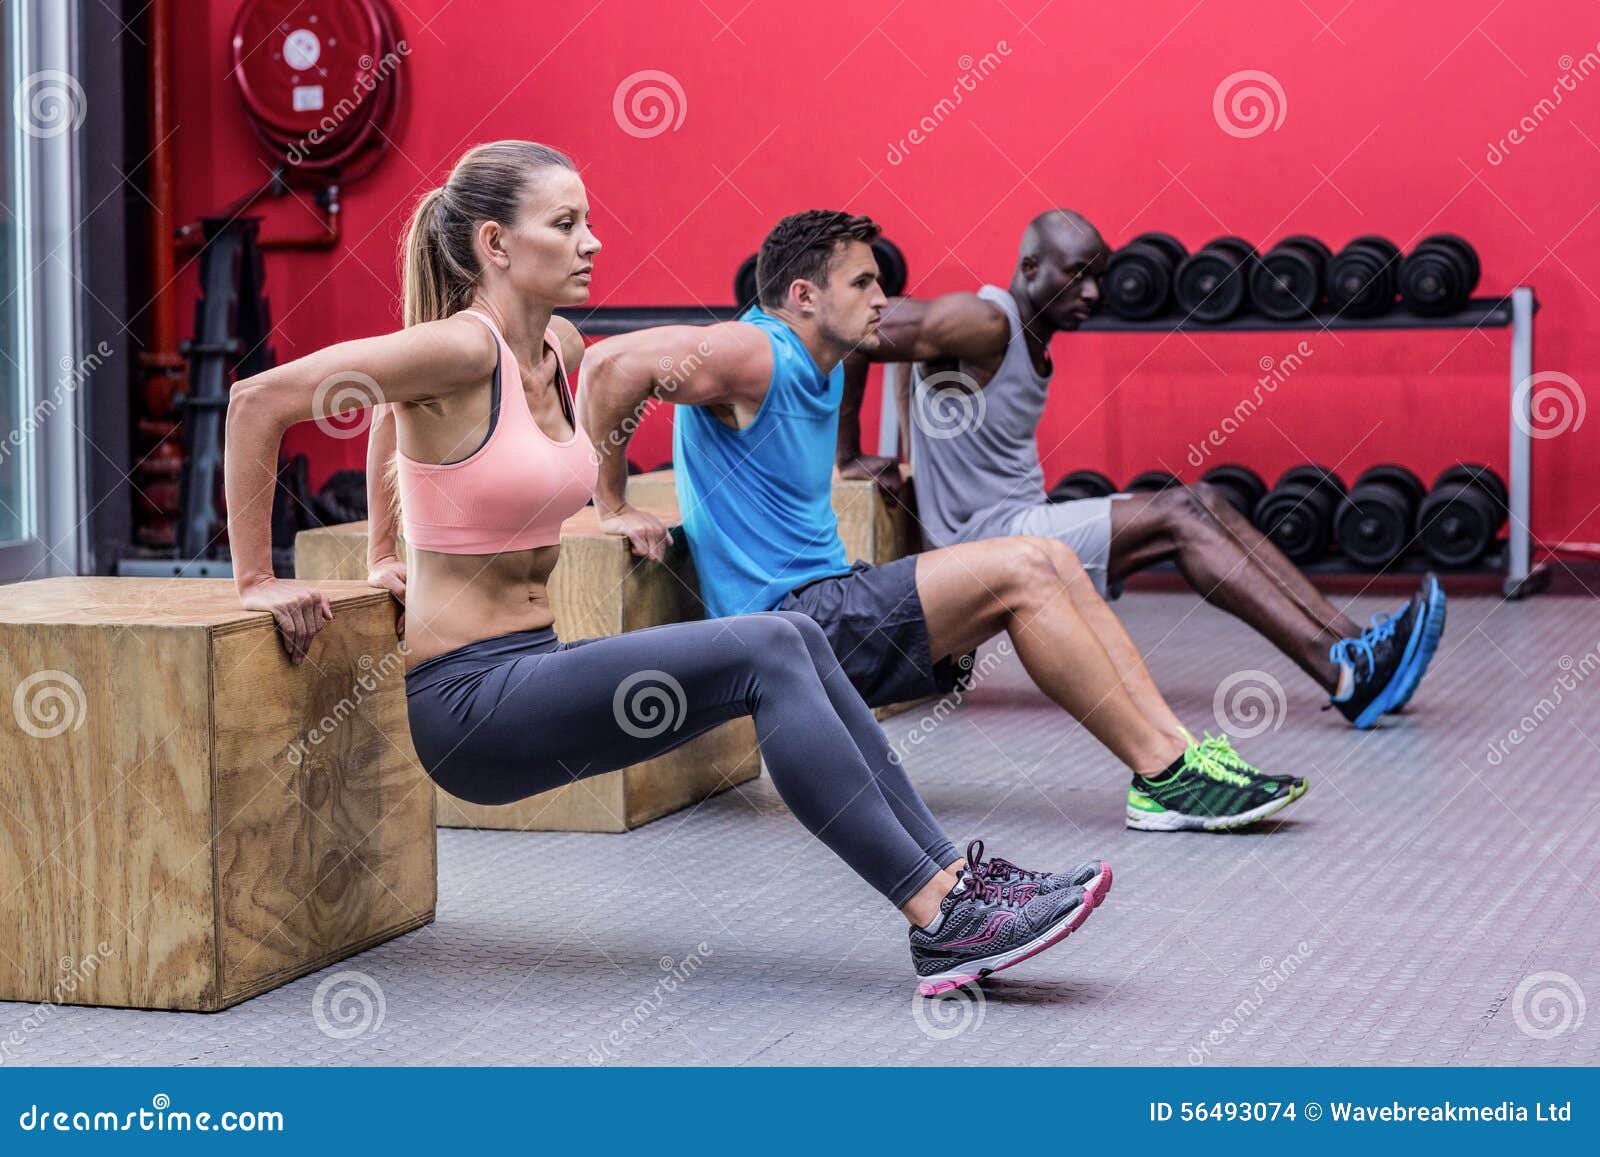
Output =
[{"x1": 776, "y1": 556, "x2": 962, "y2": 709}]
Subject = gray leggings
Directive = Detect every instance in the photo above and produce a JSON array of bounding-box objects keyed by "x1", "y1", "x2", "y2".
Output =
[{"x1": 405, "y1": 611, "x2": 959, "y2": 908}]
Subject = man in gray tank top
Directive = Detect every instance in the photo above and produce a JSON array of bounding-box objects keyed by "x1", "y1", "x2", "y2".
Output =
[{"x1": 839, "y1": 210, "x2": 1446, "y2": 730}]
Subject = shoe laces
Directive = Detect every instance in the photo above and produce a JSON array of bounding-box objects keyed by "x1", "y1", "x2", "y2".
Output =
[
  {"x1": 984, "y1": 855, "x2": 1045, "y2": 883},
  {"x1": 1199, "y1": 731, "x2": 1257, "y2": 775},
  {"x1": 962, "y1": 839, "x2": 1028, "y2": 908},
  {"x1": 1327, "y1": 611, "x2": 1400, "y2": 678},
  {"x1": 1181, "y1": 740, "x2": 1253, "y2": 787}
]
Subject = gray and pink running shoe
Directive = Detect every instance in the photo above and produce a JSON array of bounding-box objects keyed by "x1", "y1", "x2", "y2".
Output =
[{"x1": 910, "y1": 840, "x2": 1112, "y2": 996}]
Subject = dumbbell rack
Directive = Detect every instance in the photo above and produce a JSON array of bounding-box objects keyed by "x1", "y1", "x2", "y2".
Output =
[{"x1": 1018, "y1": 289, "x2": 1544, "y2": 597}]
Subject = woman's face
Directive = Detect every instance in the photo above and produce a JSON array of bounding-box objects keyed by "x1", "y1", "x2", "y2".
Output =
[{"x1": 492, "y1": 166, "x2": 601, "y2": 306}]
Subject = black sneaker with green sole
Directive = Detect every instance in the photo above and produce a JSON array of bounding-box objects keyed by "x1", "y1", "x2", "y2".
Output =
[{"x1": 1126, "y1": 738, "x2": 1307, "y2": 832}]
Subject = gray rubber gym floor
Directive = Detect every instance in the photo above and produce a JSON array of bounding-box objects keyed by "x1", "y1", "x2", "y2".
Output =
[{"x1": 9, "y1": 591, "x2": 1598, "y2": 1066}]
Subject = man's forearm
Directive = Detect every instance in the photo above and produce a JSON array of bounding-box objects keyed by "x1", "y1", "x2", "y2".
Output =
[{"x1": 837, "y1": 354, "x2": 871, "y2": 465}]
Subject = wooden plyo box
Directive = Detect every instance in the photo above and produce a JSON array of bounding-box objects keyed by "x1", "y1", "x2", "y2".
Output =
[
  {"x1": 293, "y1": 507, "x2": 761, "y2": 833},
  {"x1": 0, "y1": 578, "x2": 436, "y2": 1012}
]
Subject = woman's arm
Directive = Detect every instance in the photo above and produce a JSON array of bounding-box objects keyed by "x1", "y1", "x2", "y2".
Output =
[
  {"x1": 225, "y1": 316, "x2": 495, "y2": 660},
  {"x1": 365, "y1": 402, "x2": 402, "y2": 568}
]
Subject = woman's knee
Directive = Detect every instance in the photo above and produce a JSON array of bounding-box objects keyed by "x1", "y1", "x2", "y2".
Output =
[{"x1": 733, "y1": 612, "x2": 810, "y2": 656}]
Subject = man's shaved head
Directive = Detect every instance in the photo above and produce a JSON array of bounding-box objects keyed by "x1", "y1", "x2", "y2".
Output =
[
  {"x1": 1020, "y1": 209, "x2": 1105, "y2": 265},
  {"x1": 1013, "y1": 209, "x2": 1109, "y2": 332}
]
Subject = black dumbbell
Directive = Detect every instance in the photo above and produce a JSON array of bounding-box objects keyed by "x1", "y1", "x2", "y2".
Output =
[
  {"x1": 733, "y1": 253, "x2": 759, "y2": 311},
  {"x1": 1249, "y1": 235, "x2": 1331, "y2": 320},
  {"x1": 1175, "y1": 236, "x2": 1259, "y2": 323},
  {"x1": 1047, "y1": 469, "x2": 1118, "y2": 503},
  {"x1": 1400, "y1": 233, "x2": 1480, "y2": 316},
  {"x1": 871, "y1": 236, "x2": 909, "y2": 297},
  {"x1": 1327, "y1": 235, "x2": 1401, "y2": 317},
  {"x1": 1416, "y1": 463, "x2": 1507, "y2": 567},
  {"x1": 1253, "y1": 464, "x2": 1347, "y2": 563},
  {"x1": 1334, "y1": 464, "x2": 1426, "y2": 569},
  {"x1": 1105, "y1": 232, "x2": 1188, "y2": 320},
  {"x1": 1200, "y1": 464, "x2": 1268, "y2": 519},
  {"x1": 1126, "y1": 469, "x2": 1182, "y2": 493}
]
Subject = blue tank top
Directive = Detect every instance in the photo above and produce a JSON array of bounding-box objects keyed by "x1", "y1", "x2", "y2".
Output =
[{"x1": 673, "y1": 307, "x2": 850, "y2": 618}]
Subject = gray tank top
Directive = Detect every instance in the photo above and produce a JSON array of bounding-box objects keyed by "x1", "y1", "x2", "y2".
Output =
[{"x1": 909, "y1": 285, "x2": 1050, "y2": 547}]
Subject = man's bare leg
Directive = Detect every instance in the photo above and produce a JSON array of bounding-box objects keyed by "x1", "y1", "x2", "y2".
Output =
[
  {"x1": 1107, "y1": 485, "x2": 1359, "y2": 690},
  {"x1": 1023, "y1": 535, "x2": 1193, "y2": 739},
  {"x1": 914, "y1": 537, "x2": 1185, "y2": 778}
]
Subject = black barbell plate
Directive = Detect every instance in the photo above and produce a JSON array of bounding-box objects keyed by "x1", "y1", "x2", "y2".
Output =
[
  {"x1": 1335, "y1": 485, "x2": 1415, "y2": 568},
  {"x1": 733, "y1": 253, "x2": 759, "y2": 311},
  {"x1": 1048, "y1": 469, "x2": 1118, "y2": 502},
  {"x1": 1434, "y1": 462, "x2": 1508, "y2": 518},
  {"x1": 1277, "y1": 233, "x2": 1333, "y2": 265},
  {"x1": 871, "y1": 236, "x2": 909, "y2": 297},
  {"x1": 1175, "y1": 239, "x2": 1253, "y2": 322},
  {"x1": 1353, "y1": 464, "x2": 1427, "y2": 510},
  {"x1": 1416, "y1": 483, "x2": 1499, "y2": 567},
  {"x1": 1277, "y1": 463, "x2": 1349, "y2": 499},
  {"x1": 1129, "y1": 231, "x2": 1188, "y2": 268},
  {"x1": 1126, "y1": 469, "x2": 1182, "y2": 492},
  {"x1": 1251, "y1": 243, "x2": 1322, "y2": 319},
  {"x1": 1106, "y1": 240, "x2": 1180, "y2": 320}
]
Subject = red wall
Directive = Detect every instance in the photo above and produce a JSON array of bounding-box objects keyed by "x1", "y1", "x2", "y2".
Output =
[{"x1": 173, "y1": 0, "x2": 1600, "y2": 555}]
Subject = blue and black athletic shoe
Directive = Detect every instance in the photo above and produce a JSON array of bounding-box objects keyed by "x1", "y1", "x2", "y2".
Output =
[
  {"x1": 1387, "y1": 575, "x2": 1447, "y2": 713},
  {"x1": 1328, "y1": 594, "x2": 1428, "y2": 729}
]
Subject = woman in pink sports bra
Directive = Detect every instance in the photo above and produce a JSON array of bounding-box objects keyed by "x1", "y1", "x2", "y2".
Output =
[{"x1": 223, "y1": 140, "x2": 1110, "y2": 996}]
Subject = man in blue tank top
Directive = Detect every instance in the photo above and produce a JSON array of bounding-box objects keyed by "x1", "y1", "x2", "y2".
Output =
[
  {"x1": 583, "y1": 211, "x2": 1309, "y2": 833},
  {"x1": 835, "y1": 209, "x2": 1446, "y2": 732}
]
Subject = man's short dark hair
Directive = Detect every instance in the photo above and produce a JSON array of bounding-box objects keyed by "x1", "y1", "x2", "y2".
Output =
[{"x1": 755, "y1": 210, "x2": 881, "y2": 310}]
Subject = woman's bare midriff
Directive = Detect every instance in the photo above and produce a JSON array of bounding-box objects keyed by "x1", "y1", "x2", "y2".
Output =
[{"x1": 401, "y1": 542, "x2": 564, "y2": 671}]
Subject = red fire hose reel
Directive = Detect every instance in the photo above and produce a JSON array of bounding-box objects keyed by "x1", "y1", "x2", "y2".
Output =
[{"x1": 230, "y1": 0, "x2": 404, "y2": 179}]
